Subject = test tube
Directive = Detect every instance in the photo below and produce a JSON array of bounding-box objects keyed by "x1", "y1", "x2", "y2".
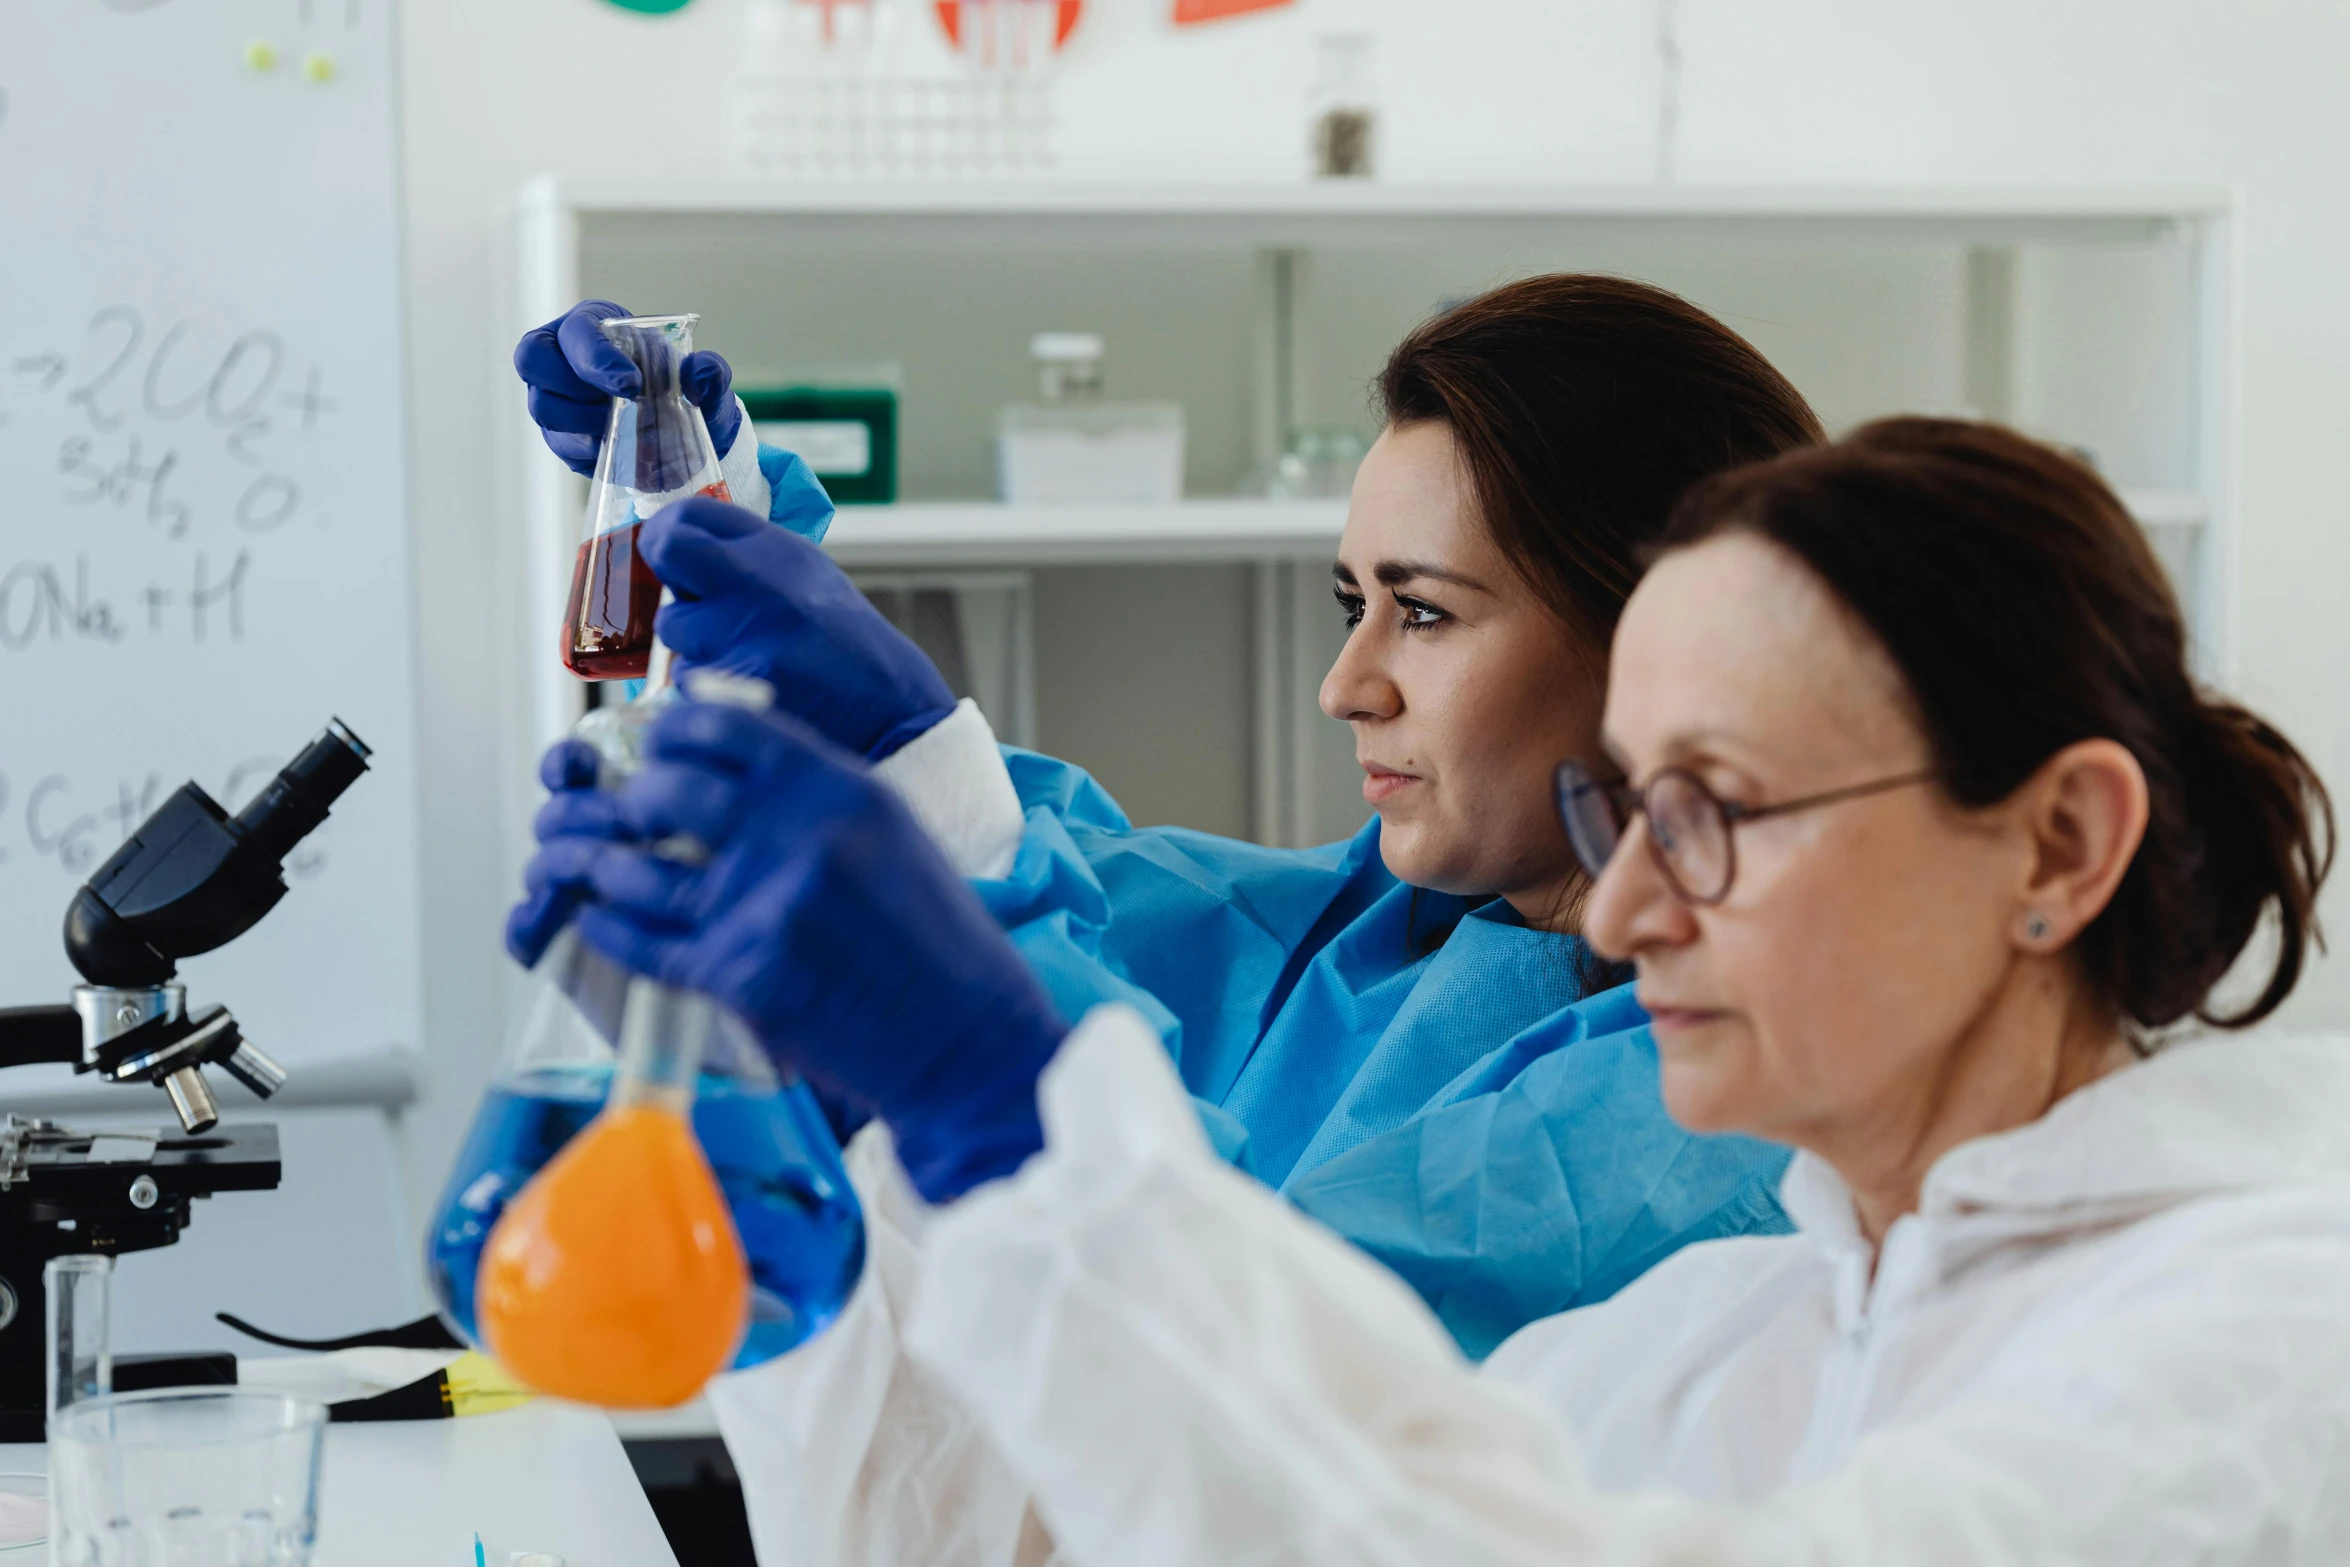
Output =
[{"x1": 45, "y1": 1254, "x2": 113, "y2": 1423}]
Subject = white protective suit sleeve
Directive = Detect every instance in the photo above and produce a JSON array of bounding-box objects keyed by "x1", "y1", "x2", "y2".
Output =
[
  {"x1": 895, "y1": 1005, "x2": 2350, "y2": 1567},
  {"x1": 707, "y1": 1121, "x2": 1051, "y2": 1567}
]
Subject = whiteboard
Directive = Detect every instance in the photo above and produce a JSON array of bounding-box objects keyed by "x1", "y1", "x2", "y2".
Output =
[{"x1": 0, "y1": 0, "x2": 421, "y2": 1071}]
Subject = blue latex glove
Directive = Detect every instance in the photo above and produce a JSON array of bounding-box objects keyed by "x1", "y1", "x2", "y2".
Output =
[
  {"x1": 641, "y1": 497, "x2": 956, "y2": 760},
  {"x1": 514, "y1": 299, "x2": 742, "y2": 476},
  {"x1": 506, "y1": 756, "x2": 877, "y2": 1152},
  {"x1": 505, "y1": 738, "x2": 631, "y2": 967},
  {"x1": 543, "y1": 699, "x2": 1067, "y2": 1204}
]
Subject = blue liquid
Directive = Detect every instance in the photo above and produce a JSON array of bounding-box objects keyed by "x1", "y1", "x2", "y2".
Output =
[{"x1": 426, "y1": 1067, "x2": 866, "y2": 1368}]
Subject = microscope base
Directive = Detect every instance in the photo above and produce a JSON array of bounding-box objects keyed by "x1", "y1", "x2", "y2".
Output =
[{"x1": 0, "y1": 1121, "x2": 279, "y2": 1427}]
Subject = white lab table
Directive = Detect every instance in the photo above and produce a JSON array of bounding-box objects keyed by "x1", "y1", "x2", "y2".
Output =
[{"x1": 1, "y1": 1399, "x2": 679, "y2": 1566}]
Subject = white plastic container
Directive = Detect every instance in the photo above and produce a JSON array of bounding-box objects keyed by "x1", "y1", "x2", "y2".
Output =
[
  {"x1": 995, "y1": 332, "x2": 1186, "y2": 504},
  {"x1": 997, "y1": 403, "x2": 1185, "y2": 504}
]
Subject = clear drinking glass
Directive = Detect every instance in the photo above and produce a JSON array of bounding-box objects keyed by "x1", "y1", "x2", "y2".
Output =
[
  {"x1": 44, "y1": 1255, "x2": 112, "y2": 1423},
  {"x1": 50, "y1": 1390, "x2": 326, "y2": 1567}
]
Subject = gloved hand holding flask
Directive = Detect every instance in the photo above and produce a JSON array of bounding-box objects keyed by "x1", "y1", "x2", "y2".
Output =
[
  {"x1": 545, "y1": 698, "x2": 1067, "y2": 1205},
  {"x1": 505, "y1": 492, "x2": 964, "y2": 969},
  {"x1": 518, "y1": 299, "x2": 835, "y2": 547},
  {"x1": 436, "y1": 674, "x2": 866, "y2": 1404},
  {"x1": 478, "y1": 675, "x2": 815, "y2": 1409},
  {"x1": 643, "y1": 498, "x2": 957, "y2": 761},
  {"x1": 518, "y1": 299, "x2": 957, "y2": 751},
  {"x1": 517, "y1": 300, "x2": 742, "y2": 477}
]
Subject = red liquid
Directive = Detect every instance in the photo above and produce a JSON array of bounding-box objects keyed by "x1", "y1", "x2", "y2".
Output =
[
  {"x1": 562, "y1": 482, "x2": 729, "y2": 681},
  {"x1": 563, "y1": 522, "x2": 661, "y2": 681}
]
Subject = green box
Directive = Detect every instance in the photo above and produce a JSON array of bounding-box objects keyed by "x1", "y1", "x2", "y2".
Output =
[{"x1": 739, "y1": 385, "x2": 899, "y2": 505}]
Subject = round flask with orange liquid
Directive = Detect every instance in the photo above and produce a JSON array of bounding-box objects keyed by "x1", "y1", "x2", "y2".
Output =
[{"x1": 477, "y1": 982, "x2": 750, "y2": 1408}]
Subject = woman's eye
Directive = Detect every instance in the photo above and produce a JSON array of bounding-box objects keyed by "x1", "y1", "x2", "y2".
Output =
[
  {"x1": 1334, "y1": 590, "x2": 1366, "y2": 629},
  {"x1": 1397, "y1": 597, "x2": 1447, "y2": 631}
]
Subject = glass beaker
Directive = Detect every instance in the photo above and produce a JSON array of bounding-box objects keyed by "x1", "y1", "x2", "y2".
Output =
[
  {"x1": 50, "y1": 1390, "x2": 325, "y2": 1567},
  {"x1": 44, "y1": 1255, "x2": 111, "y2": 1424},
  {"x1": 562, "y1": 314, "x2": 733, "y2": 684}
]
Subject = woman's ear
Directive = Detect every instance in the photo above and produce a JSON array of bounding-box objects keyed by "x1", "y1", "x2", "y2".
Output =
[{"x1": 2007, "y1": 739, "x2": 2150, "y2": 952}]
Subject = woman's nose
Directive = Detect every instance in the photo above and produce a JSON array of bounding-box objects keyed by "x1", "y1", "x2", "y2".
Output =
[
  {"x1": 1583, "y1": 818, "x2": 1698, "y2": 961},
  {"x1": 1320, "y1": 625, "x2": 1402, "y2": 722}
]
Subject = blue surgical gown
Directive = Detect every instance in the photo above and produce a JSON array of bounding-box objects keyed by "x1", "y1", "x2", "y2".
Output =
[{"x1": 977, "y1": 748, "x2": 1792, "y2": 1360}]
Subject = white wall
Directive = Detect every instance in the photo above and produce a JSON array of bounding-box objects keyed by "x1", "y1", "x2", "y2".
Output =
[{"x1": 392, "y1": 0, "x2": 2350, "y2": 1202}]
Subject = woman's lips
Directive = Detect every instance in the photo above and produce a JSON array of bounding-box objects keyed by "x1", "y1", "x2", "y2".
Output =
[
  {"x1": 1643, "y1": 1003, "x2": 1728, "y2": 1036},
  {"x1": 1360, "y1": 765, "x2": 1420, "y2": 805}
]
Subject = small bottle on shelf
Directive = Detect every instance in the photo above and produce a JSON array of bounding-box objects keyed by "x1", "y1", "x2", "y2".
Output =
[{"x1": 1310, "y1": 34, "x2": 1377, "y2": 179}]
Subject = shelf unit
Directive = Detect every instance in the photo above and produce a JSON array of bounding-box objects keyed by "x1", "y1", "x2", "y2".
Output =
[
  {"x1": 509, "y1": 181, "x2": 2234, "y2": 849},
  {"x1": 818, "y1": 491, "x2": 2205, "y2": 568},
  {"x1": 819, "y1": 498, "x2": 1349, "y2": 567}
]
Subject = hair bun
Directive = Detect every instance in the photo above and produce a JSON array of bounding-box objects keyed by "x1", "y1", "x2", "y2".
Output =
[{"x1": 2167, "y1": 695, "x2": 2334, "y2": 1026}]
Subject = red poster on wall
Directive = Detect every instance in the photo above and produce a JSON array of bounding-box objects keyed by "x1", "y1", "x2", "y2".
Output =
[
  {"x1": 1173, "y1": 0, "x2": 1294, "y2": 22},
  {"x1": 933, "y1": 0, "x2": 1085, "y2": 49}
]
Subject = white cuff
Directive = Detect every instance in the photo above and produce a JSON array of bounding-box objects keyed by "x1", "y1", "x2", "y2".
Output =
[
  {"x1": 872, "y1": 698, "x2": 1025, "y2": 881},
  {"x1": 720, "y1": 395, "x2": 772, "y2": 522}
]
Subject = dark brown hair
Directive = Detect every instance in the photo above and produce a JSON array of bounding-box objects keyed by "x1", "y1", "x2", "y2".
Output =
[
  {"x1": 1661, "y1": 417, "x2": 2332, "y2": 1029},
  {"x1": 1378, "y1": 274, "x2": 1825, "y2": 647}
]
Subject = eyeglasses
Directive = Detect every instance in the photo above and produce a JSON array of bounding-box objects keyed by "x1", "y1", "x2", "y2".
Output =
[{"x1": 1554, "y1": 759, "x2": 1938, "y2": 906}]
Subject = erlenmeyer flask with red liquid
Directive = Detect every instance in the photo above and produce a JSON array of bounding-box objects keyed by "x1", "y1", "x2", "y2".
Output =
[{"x1": 563, "y1": 313, "x2": 732, "y2": 682}]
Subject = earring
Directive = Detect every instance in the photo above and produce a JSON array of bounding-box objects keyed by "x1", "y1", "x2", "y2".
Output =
[{"x1": 2024, "y1": 913, "x2": 2051, "y2": 942}]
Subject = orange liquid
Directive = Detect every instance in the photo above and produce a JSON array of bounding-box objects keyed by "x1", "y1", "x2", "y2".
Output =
[{"x1": 478, "y1": 1103, "x2": 749, "y2": 1408}]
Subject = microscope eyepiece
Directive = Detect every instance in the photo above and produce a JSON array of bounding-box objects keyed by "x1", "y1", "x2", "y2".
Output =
[{"x1": 231, "y1": 719, "x2": 371, "y2": 864}]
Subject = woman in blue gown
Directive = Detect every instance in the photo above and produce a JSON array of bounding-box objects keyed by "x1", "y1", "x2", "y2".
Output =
[{"x1": 511, "y1": 275, "x2": 1821, "y2": 1355}]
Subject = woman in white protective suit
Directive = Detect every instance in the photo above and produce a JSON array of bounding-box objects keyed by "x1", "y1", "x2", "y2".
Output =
[{"x1": 543, "y1": 417, "x2": 2349, "y2": 1565}]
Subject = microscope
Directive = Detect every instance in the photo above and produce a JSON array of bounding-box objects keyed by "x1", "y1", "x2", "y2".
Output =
[{"x1": 0, "y1": 719, "x2": 370, "y2": 1437}]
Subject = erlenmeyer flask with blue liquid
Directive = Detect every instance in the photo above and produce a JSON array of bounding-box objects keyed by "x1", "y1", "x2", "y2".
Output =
[
  {"x1": 426, "y1": 677, "x2": 865, "y2": 1368},
  {"x1": 429, "y1": 928, "x2": 867, "y2": 1368}
]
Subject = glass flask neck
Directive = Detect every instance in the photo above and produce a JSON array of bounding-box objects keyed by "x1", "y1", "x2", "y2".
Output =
[
  {"x1": 571, "y1": 681, "x2": 680, "y2": 789},
  {"x1": 604, "y1": 314, "x2": 699, "y2": 394},
  {"x1": 505, "y1": 928, "x2": 780, "y2": 1096},
  {"x1": 611, "y1": 983, "x2": 716, "y2": 1115},
  {"x1": 583, "y1": 312, "x2": 725, "y2": 528},
  {"x1": 538, "y1": 668, "x2": 787, "y2": 1102},
  {"x1": 584, "y1": 402, "x2": 726, "y2": 520},
  {"x1": 499, "y1": 925, "x2": 629, "y2": 1080}
]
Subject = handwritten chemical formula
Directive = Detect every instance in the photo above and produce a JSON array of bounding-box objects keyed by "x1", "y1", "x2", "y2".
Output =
[
  {"x1": 0, "y1": 757, "x2": 330, "y2": 879},
  {"x1": 2, "y1": 303, "x2": 334, "y2": 651}
]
